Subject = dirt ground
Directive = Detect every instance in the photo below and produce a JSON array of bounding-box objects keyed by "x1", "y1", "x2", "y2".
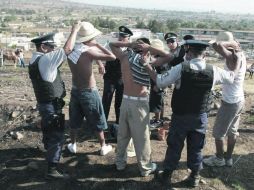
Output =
[{"x1": 0, "y1": 61, "x2": 253, "y2": 190}]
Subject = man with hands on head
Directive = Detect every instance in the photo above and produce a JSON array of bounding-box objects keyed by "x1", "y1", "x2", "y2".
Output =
[
  {"x1": 109, "y1": 37, "x2": 168, "y2": 177},
  {"x1": 67, "y1": 22, "x2": 116, "y2": 156},
  {"x1": 203, "y1": 32, "x2": 246, "y2": 167}
]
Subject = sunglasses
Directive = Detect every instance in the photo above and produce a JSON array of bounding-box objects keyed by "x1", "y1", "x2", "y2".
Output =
[{"x1": 166, "y1": 39, "x2": 176, "y2": 44}]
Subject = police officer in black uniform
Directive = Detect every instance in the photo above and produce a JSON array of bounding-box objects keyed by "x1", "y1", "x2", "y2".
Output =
[
  {"x1": 102, "y1": 26, "x2": 133, "y2": 125},
  {"x1": 29, "y1": 22, "x2": 81, "y2": 179},
  {"x1": 164, "y1": 33, "x2": 194, "y2": 65}
]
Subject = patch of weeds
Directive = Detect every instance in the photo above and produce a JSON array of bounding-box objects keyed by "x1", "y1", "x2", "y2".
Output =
[
  {"x1": 246, "y1": 115, "x2": 254, "y2": 124},
  {"x1": 231, "y1": 180, "x2": 246, "y2": 190},
  {"x1": 209, "y1": 178, "x2": 227, "y2": 189}
]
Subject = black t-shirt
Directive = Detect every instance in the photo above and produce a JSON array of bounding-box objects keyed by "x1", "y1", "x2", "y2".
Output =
[{"x1": 103, "y1": 58, "x2": 122, "y2": 81}]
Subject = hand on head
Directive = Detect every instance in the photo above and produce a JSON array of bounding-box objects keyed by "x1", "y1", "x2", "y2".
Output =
[
  {"x1": 72, "y1": 20, "x2": 82, "y2": 32},
  {"x1": 136, "y1": 41, "x2": 150, "y2": 52}
]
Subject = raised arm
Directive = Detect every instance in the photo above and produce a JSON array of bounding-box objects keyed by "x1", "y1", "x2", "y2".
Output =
[
  {"x1": 109, "y1": 41, "x2": 131, "y2": 60},
  {"x1": 87, "y1": 43, "x2": 116, "y2": 61},
  {"x1": 137, "y1": 42, "x2": 168, "y2": 58},
  {"x1": 63, "y1": 21, "x2": 82, "y2": 55},
  {"x1": 212, "y1": 41, "x2": 241, "y2": 73},
  {"x1": 137, "y1": 42, "x2": 174, "y2": 67}
]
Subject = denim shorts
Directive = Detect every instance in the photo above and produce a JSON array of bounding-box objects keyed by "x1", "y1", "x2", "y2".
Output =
[{"x1": 69, "y1": 88, "x2": 107, "y2": 131}]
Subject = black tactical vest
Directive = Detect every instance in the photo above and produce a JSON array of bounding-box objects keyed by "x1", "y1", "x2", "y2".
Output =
[
  {"x1": 171, "y1": 62, "x2": 213, "y2": 115},
  {"x1": 28, "y1": 56, "x2": 66, "y2": 103}
]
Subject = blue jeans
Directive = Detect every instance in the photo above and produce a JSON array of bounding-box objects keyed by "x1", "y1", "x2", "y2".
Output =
[
  {"x1": 38, "y1": 101, "x2": 64, "y2": 163},
  {"x1": 69, "y1": 88, "x2": 108, "y2": 131},
  {"x1": 164, "y1": 113, "x2": 208, "y2": 172},
  {"x1": 19, "y1": 58, "x2": 26, "y2": 68}
]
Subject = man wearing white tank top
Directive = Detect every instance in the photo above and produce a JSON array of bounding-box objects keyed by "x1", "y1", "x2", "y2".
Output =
[{"x1": 204, "y1": 32, "x2": 246, "y2": 167}]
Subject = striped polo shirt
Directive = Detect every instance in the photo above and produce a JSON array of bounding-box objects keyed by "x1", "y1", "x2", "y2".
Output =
[{"x1": 127, "y1": 49, "x2": 150, "y2": 87}]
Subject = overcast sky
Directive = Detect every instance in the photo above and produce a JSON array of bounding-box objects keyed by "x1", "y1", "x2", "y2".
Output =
[{"x1": 71, "y1": 0, "x2": 254, "y2": 14}]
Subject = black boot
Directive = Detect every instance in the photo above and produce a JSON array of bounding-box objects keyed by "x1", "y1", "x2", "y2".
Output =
[
  {"x1": 182, "y1": 170, "x2": 200, "y2": 187},
  {"x1": 46, "y1": 162, "x2": 70, "y2": 180},
  {"x1": 156, "y1": 169, "x2": 172, "y2": 188}
]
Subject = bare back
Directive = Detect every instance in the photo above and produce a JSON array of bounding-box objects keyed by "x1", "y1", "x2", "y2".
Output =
[
  {"x1": 68, "y1": 52, "x2": 96, "y2": 89},
  {"x1": 121, "y1": 54, "x2": 148, "y2": 97}
]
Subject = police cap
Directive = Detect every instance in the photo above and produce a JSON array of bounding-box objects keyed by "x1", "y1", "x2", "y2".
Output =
[
  {"x1": 184, "y1": 40, "x2": 209, "y2": 50},
  {"x1": 31, "y1": 33, "x2": 56, "y2": 46},
  {"x1": 164, "y1": 32, "x2": 177, "y2": 41},
  {"x1": 119, "y1": 26, "x2": 133, "y2": 38}
]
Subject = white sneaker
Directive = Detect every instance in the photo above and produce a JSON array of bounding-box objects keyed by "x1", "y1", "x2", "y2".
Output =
[
  {"x1": 226, "y1": 158, "x2": 233, "y2": 167},
  {"x1": 127, "y1": 150, "x2": 136, "y2": 158},
  {"x1": 203, "y1": 155, "x2": 225, "y2": 167},
  {"x1": 100, "y1": 144, "x2": 113, "y2": 156},
  {"x1": 141, "y1": 163, "x2": 157, "y2": 177},
  {"x1": 67, "y1": 143, "x2": 77, "y2": 154}
]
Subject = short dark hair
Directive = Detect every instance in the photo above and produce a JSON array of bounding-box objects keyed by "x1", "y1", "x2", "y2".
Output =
[
  {"x1": 183, "y1": 35, "x2": 195, "y2": 40},
  {"x1": 137, "y1": 38, "x2": 150, "y2": 45},
  {"x1": 189, "y1": 47, "x2": 206, "y2": 57},
  {"x1": 35, "y1": 43, "x2": 41, "y2": 50}
]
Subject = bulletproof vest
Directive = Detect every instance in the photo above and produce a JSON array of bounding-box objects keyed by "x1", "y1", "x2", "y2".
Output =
[
  {"x1": 28, "y1": 56, "x2": 66, "y2": 103},
  {"x1": 103, "y1": 58, "x2": 122, "y2": 80},
  {"x1": 171, "y1": 62, "x2": 213, "y2": 115}
]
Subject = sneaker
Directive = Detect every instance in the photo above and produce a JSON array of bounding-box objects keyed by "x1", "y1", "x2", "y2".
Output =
[
  {"x1": 150, "y1": 118, "x2": 156, "y2": 124},
  {"x1": 127, "y1": 150, "x2": 136, "y2": 157},
  {"x1": 203, "y1": 155, "x2": 225, "y2": 167},
  {"x1": 100, "y1": 144, "x2": 113, "y2": 156},
  {"x1": 150, "y1": 119, "x2": 162, "y2": 128},
  {"x1": 46, "y1": 168, "x2": 70, "y2": 180},
  {"x1": 182, "y1": 175, "x2": 200, "y2": 187},
  {"x1": 226, "y1": 158, "x2": 233, "y2": 167},
  {"x1": 67, "y1": 143, "x2": 77, "y2": 154},
  {"x1": 141, "y1": 163, "x2": 157, "y2": 177}
]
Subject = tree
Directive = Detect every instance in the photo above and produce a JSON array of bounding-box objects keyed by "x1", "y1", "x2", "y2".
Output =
[
  {"x1": 166, "y1": 19, "x2": 180, "y2": 32},
  {"x1": 136, "y1": 21, "x2": 147, "y2": 29},
  {"x1": 108, "y1": 20, "x2": 116, "y2": 30},
  {"x1": 196, "y1": 22, "x2": 208, "y2": 29},
  {"x1": 148, "y1": 20, "x2": 165, "y2": 33}
]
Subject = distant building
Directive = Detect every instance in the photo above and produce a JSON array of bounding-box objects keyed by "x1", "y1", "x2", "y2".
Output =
[
  {"x1": 0, "y1": 34, "x2": 31, "y2": 51},
  {"x1": 179, "y1": 28, "x2": 253, "y2": 48}
]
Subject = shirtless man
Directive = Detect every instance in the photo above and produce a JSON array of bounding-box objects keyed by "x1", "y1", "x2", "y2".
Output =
[
  {"x1": 67, "y1": 22, "x2": 116, "y2": 156},
  {"x1": 109, "y1": 38, "x2": 167, "y2": 176}
]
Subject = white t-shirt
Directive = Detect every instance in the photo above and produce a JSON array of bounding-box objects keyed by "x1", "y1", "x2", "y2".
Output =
[
  {"x1": 222, "y1": 52, "x2": 246, "y2": 103},
  {"x1": 29, "y1": 48, "x2": 67, "y2": 82}
]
